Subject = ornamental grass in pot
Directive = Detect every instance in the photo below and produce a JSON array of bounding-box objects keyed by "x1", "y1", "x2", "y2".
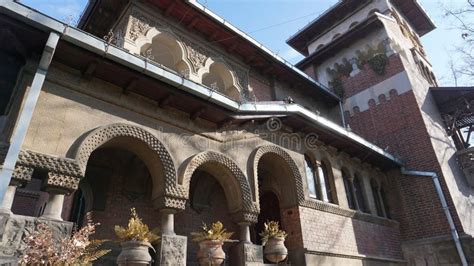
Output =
[
  {"x1": 260, "y1": 221, "x2": 288, "y2": 263},
  {"x1": 114, "y1": 208, "x2": 160, "y2": 265},
  {"x1": 191, "y1": 221, "x2": 233, "y2": 266}
]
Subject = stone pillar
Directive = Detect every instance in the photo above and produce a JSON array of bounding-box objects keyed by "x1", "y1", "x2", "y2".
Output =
[
  {"x1": 156, "y1": 199, "x2": 187, "y2": 266},
  {"x1": 41, "y1": 193, "x2": 65, "y2": 221},
  {"x1": 160, "y1": 209, "x2": 175, "y2": 235},
  {"x1": 41, "y1": 172, "x2": 80, "y2": 221},
  {"x1": 0, "y1": 186, "x2": 17, "y2": 214},
  {"x1": 349, "y1": 177, "x2": 360, "y2": 211},
  {"x1": 239, "y1": 223, "x2": 251, "y2": 243},
  {"x1": 0, "y1": 165, "x2": 34, "y2": 214}
]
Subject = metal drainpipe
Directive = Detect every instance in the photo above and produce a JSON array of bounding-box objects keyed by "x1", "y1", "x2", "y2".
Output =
[
  {"x1": 339, "y1": 101, "x2": 346, "y2": 128},
  {"x1": 401, "y1": 168, "x2": 468, "y2": 266},
  {"x1": 0, "y1": 32, "x2": 60, "y2": 204}
]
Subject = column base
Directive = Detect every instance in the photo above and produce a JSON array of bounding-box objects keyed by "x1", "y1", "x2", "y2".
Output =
[
  {"x1": 229, "y1": 242, "x2": 264, "y2": 266},
  {"x1": 155, "y1": 234, "x2": 187, "y2": 266}
]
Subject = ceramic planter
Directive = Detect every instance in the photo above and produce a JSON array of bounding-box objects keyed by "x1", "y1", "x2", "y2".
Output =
[
  {"x1": 196, "y1": 240, "x2": 226, "y2": 266},
  {"x1": 117, "y1": 240, "x2": 152, "y2": 266},
  {"x1": 263, "y1": 237, "x2": 288, "y2": 263}
]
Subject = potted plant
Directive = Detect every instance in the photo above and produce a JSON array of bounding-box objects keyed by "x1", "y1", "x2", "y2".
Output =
[
  {"x1": 191, "y1": 221, "x2": 233, "y2": 266},
  {"x1": 260, "y1": 221, "x2": 288, "y2": 263},
  {"x1": 114, "y1": 208, "x2": 160, "y2": 265}
]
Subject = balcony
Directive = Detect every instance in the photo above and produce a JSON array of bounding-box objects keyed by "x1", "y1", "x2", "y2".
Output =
[{"x1": 457, "y1": 147, "x2": 474, "y2": 187}]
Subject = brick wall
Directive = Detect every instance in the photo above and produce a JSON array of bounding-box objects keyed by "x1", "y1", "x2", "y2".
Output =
[
  {"x1": 249, "y1": 74, "x2": 273, "y2": 101},
  {"x1": 298, "y1": 206, "x2": 403, "y2": 260},
  {"x1": 341, "y1": 54, "x2": 404, "y2": 98},
  {"x1": 345, "y1": 86, "x2": 460, "y2": 241}
]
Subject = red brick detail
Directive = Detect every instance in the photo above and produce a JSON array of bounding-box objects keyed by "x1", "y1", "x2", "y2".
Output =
[
  {"x1": 298, "y1": 206, "x2": 403, "y2": 259},
  {"x1": 249, "y1": 75, "x2": 273, "y2": 101},
  {"x1": 342, "y1": 54, "x2": 404, "y2": 98},
  {"x1": 280, "y1": 206, "x2": 304, "y2": 250},
  {"x1": 346, "y1": 90, "x2": 462, "y2": 241}
]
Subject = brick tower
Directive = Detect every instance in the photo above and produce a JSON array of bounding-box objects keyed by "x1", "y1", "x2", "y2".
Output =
[{"x1": 288, "y1": 0, "x2": 474, "y2": 263}]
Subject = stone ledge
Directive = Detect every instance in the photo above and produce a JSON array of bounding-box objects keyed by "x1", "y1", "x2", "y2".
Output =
[{"x1": 300, "y1": 199, "x2": 399, "y2": 228}]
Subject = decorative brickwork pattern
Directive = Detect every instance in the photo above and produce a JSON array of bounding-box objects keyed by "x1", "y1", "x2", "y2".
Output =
[
  {"x1": 44, "y1": 172, "x2": 80, "y2": 194},
  {"x1": 17, "y1": 150, "x2": 82, "y2": 178},
  {"x1": 341, "y1": 54, "x2": 404, "y2": 98},
  {"x1": 11, "y1": 166, "x2": 34, "y2": 186},
  {"x1": 180, "y1": 151, "x2": 259, "y2": 222},
  {"x1": 75, "y1": 123, "x2": 183, "y2": 210}
]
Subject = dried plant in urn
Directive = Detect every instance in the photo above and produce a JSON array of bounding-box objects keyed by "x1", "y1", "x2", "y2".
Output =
[
  {"x1": 191, "y1": 221, "x2": 233, "y2": 266},
  {"x1": 260, "y1": 221, "x2": 288, "y2": 263},
  {"x1": 19, "y1": 214, "x2": 110, "y2": 265},
  {"x1": 114, "y1": 208, "x2": 160, "y2": 266}
]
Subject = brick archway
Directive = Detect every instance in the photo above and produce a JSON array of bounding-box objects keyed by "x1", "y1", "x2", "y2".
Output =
[
  {"x1": 74, "y1": 123, "x2": 186, "y2": 210},
  {"x1": 179, "y1": 151, "x2": 259, "y2": 223},
  {"x1": 250, "y1": 145, "x2": 305, "y2": 208}
]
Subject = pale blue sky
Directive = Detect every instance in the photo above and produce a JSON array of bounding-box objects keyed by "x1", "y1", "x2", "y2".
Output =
[{"x1": 20, "y1": 0, "x2": 473, "y2": 86}]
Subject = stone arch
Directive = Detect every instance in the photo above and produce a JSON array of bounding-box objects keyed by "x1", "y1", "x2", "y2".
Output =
[
  {"x1": 136, "y1": 28, "x2": 192, "y2": 76},
  {"x1": 250, "y1": 145, "x2": 305, "y2": 208},
  {"x1": 199, "y1": 58, "x2": 242, "y2": 101},
  {"x1": 179, "y1": 151, "x2": 258, "y2": 222},
  {"x1": 332, "y1": 33, "x2": 341, "y2": 40},
  {"x1": 74, "y1": 123, "x2": 185, "y2": 210}
]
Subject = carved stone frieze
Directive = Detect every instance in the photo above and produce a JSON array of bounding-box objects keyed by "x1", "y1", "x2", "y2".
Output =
[
  {"x1": 128, "y1": 10, "x2": 157, "y2": 41},
  {"x1": 157, "y1": 234, "x2": 187, "y2": 266},
  {"x1": 244, "y1": 243, "x2": 263, "y2": 263},
  {"x1": 183, "y1": 40, "x2": 209, "y2": 74}
]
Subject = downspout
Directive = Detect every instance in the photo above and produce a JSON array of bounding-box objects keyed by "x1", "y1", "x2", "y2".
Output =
[
  {"x1": 339, "y1": 100, "x2": 346, "y2": 128},
  {"x1": 401, "y1": 168, "x2": 468, "y2": 266},
  {"x1": 0, "y1": 32, "x2": 60, "y2": 204}
]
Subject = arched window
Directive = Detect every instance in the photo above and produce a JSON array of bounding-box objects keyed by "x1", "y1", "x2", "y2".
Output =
[
  {"x1": 371, "y1": 179, "x2": 384, "y2": 217},
  {"x1": 202, "y1": 62, "x2": 241, "y2": 100},
  {"x1": 304, "y1": 155, "x2": 318, "y2": 199},
  {"x1": 332, "y1": 33, "x2": 341, "y2": 41},
  {"x1": 316, "y1": 161, "x2": 336, "y2": 203},
  {"x1": 353, "y1": 175, "x2": 368, "y2": 213},
  {"x1": 140, "y1": 32, "x2": 190, "y2": 76},
  {"x1": 316, "y1": 44, "x2": 325, "y2": 51},
  {"x1": 342, "y1": 169, "x2": 356, "y2": 210}
]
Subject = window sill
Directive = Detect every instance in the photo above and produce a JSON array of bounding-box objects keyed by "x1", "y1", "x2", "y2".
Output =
[{"x1": 300, "y1": 198, "x2": 398, "y2": 228}]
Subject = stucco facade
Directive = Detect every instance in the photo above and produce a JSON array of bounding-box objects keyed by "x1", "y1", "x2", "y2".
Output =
[{"x1": 0, "y1": 0, "x2": 472, "y2": 265}]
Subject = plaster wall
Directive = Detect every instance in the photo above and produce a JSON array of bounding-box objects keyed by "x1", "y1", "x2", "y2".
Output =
[{"x1": 307, "y1": 0, "x2": 390, "y2": 55}]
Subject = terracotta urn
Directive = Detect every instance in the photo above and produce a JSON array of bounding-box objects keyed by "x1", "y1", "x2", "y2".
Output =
[
  {"x1": 196, "y1": 240, "x2": 226, "y2": 266},
  {"x1": 263, "y1": 237, "x2": 288, "y2": 263},
  {"x1": 117, "y1": 240, "x2": 152, "y2": 266}
]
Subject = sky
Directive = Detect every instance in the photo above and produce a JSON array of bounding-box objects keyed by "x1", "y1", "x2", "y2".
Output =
[{"x1": 19, "y1": 0, "x2": 473, "y2": 86}]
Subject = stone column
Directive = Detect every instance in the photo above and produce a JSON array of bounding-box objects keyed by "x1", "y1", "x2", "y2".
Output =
[
  {"x1": 349, "y1": 177, "x2": 360, "y2": 211},
  {"x1": 160, "y1": 209, "x2": 175, "y2": 235},
  {"x1": 156, "y1": 198, "x2": 187, "y2": 266},
  {"x1": 377, "y1": 188, "x2": 388, "y2": 217},
  {"x1": 0, "y1": 186, "x2": 17, "y2": 214},
  {"x1": 0, "y1": 166, "x2": 33, "y2": 214},
  {"x1": 41, "y1": 193, "x2": 65, "y2": 221},
  {"x1": 239, "y1": 223, "x2": 251, "y2": 243},
  {"x1": 41, "y1": 172, "x2": 79, "y2": 221}
]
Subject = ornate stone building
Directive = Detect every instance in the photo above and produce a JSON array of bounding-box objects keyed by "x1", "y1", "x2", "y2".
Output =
[{"x1": 0, "y1": 0, "x2": 472, "y2": 265}]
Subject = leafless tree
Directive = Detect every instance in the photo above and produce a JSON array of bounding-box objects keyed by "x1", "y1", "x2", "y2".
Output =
[{"x1": 444, "y1": 0, "x2": 474, "y2": 84}]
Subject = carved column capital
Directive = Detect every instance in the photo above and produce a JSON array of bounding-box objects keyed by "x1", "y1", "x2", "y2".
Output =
[
  {"x1": 11, "y1": 165, "x2": 33, "y2": 187},
  {"x1": 42, "y1": 172, "x2": 79, "y2": 195}
]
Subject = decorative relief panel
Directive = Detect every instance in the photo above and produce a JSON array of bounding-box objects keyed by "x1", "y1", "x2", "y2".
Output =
[
  {"x1": 183, "y1": 39, "x2": 209, "y2": 74},
  {"x1": 158, "y1": 234, "x2": 187, "y2": 266},
  {"x1": 128, "y1": 10, "x2": 158, "y2": 41},
  {"x1": 44, "y1": 172, "x2": 80, "y2": 194}
]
